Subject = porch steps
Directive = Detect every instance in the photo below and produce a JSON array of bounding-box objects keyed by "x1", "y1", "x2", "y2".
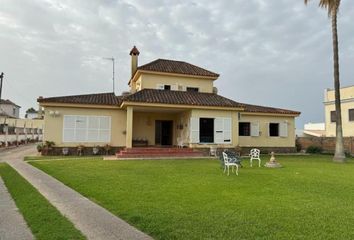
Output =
[{"x1": 115, "y1": 147, "x2": 207, "y2": 159}]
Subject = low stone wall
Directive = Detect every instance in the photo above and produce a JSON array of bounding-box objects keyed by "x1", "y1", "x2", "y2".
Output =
[
  {"x1": 42, "y1": 146, "x2": 124, "y2": 156},
  {"x1": 297, "y1": 137, "x2": 354, "y2": 154}
]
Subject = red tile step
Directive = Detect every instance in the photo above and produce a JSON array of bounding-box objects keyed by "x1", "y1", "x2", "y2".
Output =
[{"x1": 115, "y1": 147, "x2": 207, "y2": 159}]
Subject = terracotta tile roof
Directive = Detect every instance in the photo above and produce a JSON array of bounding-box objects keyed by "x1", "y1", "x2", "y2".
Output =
[
  {"x1": 37, "y1": 90, "x2": 300, "y2": 115},
  {"x1": 240, "y1": 103, "x2": 300, "y2": 115},
  {"x1": 129, "y1": 46, "x2": 140, "y2": 56},
  {"x1": 37, "y1": 92, "x2": 123, "y2": 106},
  {"x1": 123, "y1": 89, "x2": 243, "y2": 108},
  {"x1": 137, "y1": 59, "x2": 219, "y2": 78}
]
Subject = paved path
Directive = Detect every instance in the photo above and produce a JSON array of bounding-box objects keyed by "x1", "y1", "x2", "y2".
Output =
[
  {"x1": 2, "y1": 146, "x2": 153, "y2": 240},
  {"x1": 0, "y1": 177, "x2": 34, "y2": 240}
]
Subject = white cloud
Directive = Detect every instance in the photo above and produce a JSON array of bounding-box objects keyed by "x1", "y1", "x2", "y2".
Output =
[{"x1": 0, "y1": 0, "x2": 353, "y2": 126}]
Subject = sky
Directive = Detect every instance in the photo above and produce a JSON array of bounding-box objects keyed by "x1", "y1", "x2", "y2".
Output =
[{"x1": 0, "y1": 0, "x2": 353, "y2": 128}]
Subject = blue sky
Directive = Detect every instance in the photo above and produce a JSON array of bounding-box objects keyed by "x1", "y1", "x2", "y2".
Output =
[{"x1": 0, "y1": 0, "x2": 353, "y2": 128}]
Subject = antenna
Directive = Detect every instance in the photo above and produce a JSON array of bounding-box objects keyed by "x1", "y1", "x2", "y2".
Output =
[
  {"x1": 0, "y1": 72, "x2": 4, "y2": 101},
  {"x1": 102, "y1": 58, "x2": 115, "y2": 93}
]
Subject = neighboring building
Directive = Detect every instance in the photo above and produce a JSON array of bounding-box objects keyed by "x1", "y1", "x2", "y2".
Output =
[
  {"x1": 38, "y1": 46, "x2": 300, "y2": 152},
  {"x1": 0, "y1": 99, "x2": 20, "y2": 118},
  {"x1": 25, "y1": 107, "x2": 40, "y2": 119},
  {"x1": 324, "y1": 86, "x2": 354, "y2": 137},
  {"x1": 303, "y1": 122, "x2": 326, "y2": 137}
]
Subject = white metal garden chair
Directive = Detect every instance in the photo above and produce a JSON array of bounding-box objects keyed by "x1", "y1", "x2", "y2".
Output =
[
  {"x1": 222, "y1": 152, "x2": 239, "y2": 176},
  {"x1": 249, "y1": 148, "x2": 261, "y2": 167}
]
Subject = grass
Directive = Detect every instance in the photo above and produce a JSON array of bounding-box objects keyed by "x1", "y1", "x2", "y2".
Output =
[
  {"x1": 0, "y1": 163, "x2": 86, "y2": 240},
  {"x1": 30, "y1": 155, "x2": 354, "y2": 240}
]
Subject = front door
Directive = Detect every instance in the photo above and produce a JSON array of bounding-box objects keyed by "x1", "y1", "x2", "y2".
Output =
[{"x1": 155, "y1": 120, "x2": 173, "y2": 146}]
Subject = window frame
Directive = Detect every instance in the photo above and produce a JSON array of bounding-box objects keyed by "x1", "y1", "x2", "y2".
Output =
[
  {"x1": 330, "y1": 111, "x2": 336, "y2": 123},
  {"x1": 63, "y1": 115, "x2": 111, "y2": 143},
  {"x1": 269, "y1": 123, "x2": 279, "y2": 137},
  {"x1": 239, "y1": 122, "x2": 251, "y2": 136},
  {"x1": 186, "y1": 87, "x2": 199, "y2": 92},
  {"x1": 349, "y1": 109, "x2": 354, "y2": 122}
]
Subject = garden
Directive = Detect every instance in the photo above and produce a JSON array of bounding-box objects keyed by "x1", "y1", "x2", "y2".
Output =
[{"x1": 27, "y1": 155, "x2": 354, "y2": 240}]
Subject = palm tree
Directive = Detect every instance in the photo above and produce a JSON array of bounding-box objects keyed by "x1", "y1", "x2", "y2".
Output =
[{"x1": 304, "y1": 0, "x2": 346, "y2": 162}]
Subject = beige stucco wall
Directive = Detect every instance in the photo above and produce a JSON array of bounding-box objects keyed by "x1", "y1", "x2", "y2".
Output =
[
  {"x1": 325, "y1": 86, "x2": 354, "y2": 101},
  {"x1": 189, "y1": 109, "x2": 239, "y2": 148},
  {"x1": 238, "y1": 114, "x2": 296, "y2": 147},
  {"x1": 324, "y1": 86, "x2": 354, "y2": 137},
  {"x1": 43, "y1": 106, "x2": 126, "y2": 147},
  {"x1": 132, "y1": 111, "x2": 181, "y2": 145},
  {"x1": 325, "y1": 101, "x2": 354, "y2": 137},
  {"x1": 136, "y1": 73, "x2": 214, "y2": 93}
]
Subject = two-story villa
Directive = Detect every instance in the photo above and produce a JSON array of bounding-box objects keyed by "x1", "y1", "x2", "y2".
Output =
[{"x1": 38, "y1": 46, "x2": 300, "y2": 155}]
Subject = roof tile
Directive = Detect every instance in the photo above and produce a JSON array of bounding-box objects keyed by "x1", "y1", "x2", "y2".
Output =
[{"x1": 137, "y1": 59, "x2": 219, "y2": 78}]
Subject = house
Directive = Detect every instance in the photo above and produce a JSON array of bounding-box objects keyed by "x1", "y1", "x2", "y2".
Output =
[
  {"x1": 25, "y1": 107, "x2": 42, "y2": 119},
  {"x1": 0, "y1": 99, "x2": 20, "y2": 118},
  {"x1": 324, "y1": 85, "x2": 354, "y2": 137},
  {"x1": 302, "y1": 123, "x2": 326, "y2": 137},
  {"x1": 38, "y1": 46, "x2": 300, "y2": 154}
]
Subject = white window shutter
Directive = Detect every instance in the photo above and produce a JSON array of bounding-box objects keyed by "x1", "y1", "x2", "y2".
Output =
[
  {"x1": 223, "y1": 118, "x2": 232, "y2": 143},
  {"x1": 214, "y1": 118, "x2": 223, "y2": 143},
  {"x1": 250, "y1": 122, "x2": 260, "y2": 137},
  {"x1": 156, "y1": 84, "x2": 164, "y2": 90},
  {"x1": 171, "y1": 84, "x2": 178, "y2": 91},
  {"x1": 190, "y1": 117, "x2": 199, "y2": 143},
  {"x1": 280, "y1": 122, "x2": 288, "y2": 137}
]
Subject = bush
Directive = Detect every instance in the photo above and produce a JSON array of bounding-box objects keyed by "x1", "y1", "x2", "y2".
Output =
[{"x1": 306, "y1": 145, "x2": 323, "y2": 154}]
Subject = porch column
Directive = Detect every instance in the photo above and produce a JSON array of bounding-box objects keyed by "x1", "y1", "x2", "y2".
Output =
[{"x1": 126, "y1": 106, "x2": 133, "y2": 148}]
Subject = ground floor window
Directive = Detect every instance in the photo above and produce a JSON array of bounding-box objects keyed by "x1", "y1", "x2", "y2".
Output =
[
  {"x1": 63, "y1": 115, "x2": 111, "y2": 142},
  {"x1": 199, "y1": 118, "x2": 214, "y2": 143},
  {"x1": 269, "y1": 123, "x2": 279, "y2": 137},
  {"x1": 239, "y1": 122, "x2": 250, "y2": 136}
]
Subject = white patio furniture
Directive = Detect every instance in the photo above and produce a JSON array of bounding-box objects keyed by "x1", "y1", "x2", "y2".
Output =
[
  {"x1": 249, "y1": 148, "x2": 261, "y2": 167},
  {"x1": 222, "y1": 152, "x2": 239, "y2": 176},
  {"x1": 210, "y1": 146, "x2": 217, "y2": 157}
]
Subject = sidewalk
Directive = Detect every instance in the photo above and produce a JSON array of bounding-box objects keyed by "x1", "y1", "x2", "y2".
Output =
[
  {"x1": 0, "y1": 177, "x2": 34, "y2": 240},
  {"x1": 4, "y1": 146, "x2": 153, "y2": 240}
]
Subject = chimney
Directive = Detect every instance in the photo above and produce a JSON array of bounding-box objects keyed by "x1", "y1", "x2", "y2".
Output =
[{"x1": 129, "y1": 46, "x2": 140, "y2": 79}]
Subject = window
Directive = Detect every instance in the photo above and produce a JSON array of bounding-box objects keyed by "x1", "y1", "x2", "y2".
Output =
[
  {"x1": 239, "y1": 122, "x2": 250, "y2": 136},
  {"x1": 349, "y1": 109, "x2": 354, "y2": 121},
  {"x1": 164, "y1": 85, "x2": 171, "y2": 90},
  {"x1": 330, "y1": 111, "x2": 336, "y2": 123},
  {"x1": 13, "y1": 107, "x2": 16, "y2": 116},
  {"x1": 269, "y1": 123, "x2": 279, "y2": 137},
  {"x1": 186, "y1": 87, "x2": 199, "y2": 92},
  {"x1": 63, "y1": 115, "x2": 111, "y2": 142}
]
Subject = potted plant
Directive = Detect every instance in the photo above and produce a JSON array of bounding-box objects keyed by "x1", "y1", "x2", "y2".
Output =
[
  {"x1": 103, "y1": 144, "x2": 111, "y2": 155},
  {"x1": 93, "y1": 145, "x2": 100, "y2": 155},
  {"x1": 62, "y1": 147, "x2": 69, "y2": 156},
  {"x1": 36, "y1": 143, "x2": 43, "y2": 153},
  {"x1": 77, "y1": 145, "x2": 85, "y2": 156}
]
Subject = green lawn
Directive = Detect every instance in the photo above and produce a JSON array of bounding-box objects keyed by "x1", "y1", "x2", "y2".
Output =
[
  {"x1": 0, "y1": 163, "x2": 85, "y2": 240},
  {"x1": 30, "y1": 156, "x2": 354, "y2": 240}
]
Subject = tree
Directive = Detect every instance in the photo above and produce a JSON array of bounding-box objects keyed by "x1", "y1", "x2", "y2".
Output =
[{"x1": 304, "y1": 0, "x2": 345, "y2": 162}]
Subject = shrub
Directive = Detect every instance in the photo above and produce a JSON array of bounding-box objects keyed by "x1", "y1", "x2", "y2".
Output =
[{"x1": 306, "y1": 145, "x2": 323, "y2": 154}]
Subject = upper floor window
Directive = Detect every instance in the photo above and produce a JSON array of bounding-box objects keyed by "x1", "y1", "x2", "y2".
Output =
[
  {"x1": 349, "y1": 109, "x2": 354, "y2": 121},
  {"x1": 164, "y1": 85, "x2": 171, "y2": 90},
  {"x1": 330, "y1": 111, "x2": 336, "y2": 123},
  {"x1": 186, "y1": 87, "x2": 199, "y2": 92}
]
